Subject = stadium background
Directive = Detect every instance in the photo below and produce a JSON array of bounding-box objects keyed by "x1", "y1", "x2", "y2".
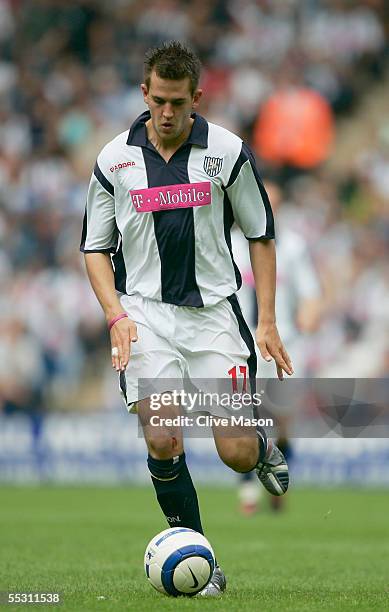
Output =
[
  {"x1": 0, "y1": 0, "x2": 389, "y2": 486},
  {"x1": 1, "y1": 3, "x2": 389, "y2": 610}
]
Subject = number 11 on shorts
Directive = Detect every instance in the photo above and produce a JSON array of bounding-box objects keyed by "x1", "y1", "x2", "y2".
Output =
[{"x1": 228, "y1": 365, "x2": 247, "y2": 393}]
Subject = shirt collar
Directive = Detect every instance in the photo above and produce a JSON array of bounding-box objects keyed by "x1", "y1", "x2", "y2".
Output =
[{"x1": 126, "y1": 110, "x2": 208, "y2": 148}]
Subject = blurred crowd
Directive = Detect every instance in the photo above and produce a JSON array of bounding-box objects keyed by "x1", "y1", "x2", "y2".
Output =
[{"x1": 0, "y1": 0, "x2": 389, "y2": 414}]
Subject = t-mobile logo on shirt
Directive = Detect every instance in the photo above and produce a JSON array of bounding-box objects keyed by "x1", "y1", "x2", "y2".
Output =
[{"x1": 130, "y1": 182, "x2": 212, "y2": 212}]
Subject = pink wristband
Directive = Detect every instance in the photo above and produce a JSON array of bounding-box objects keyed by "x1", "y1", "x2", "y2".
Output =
[{"x1": 108, "y1": 313, "x2": 128, "y2": 331}]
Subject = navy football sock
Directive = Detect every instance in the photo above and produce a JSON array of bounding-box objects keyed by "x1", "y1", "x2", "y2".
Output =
[
  {"x1": 239, "y1": 426, "x2": 268, "y2": 476},
  {"x1": 276, "y1": 437, "x2": 293, "y2": 461},
  {"x1": 240, "y1": 470, "x2": 255, "y2": 482},
  {"x1": 147, "y1": 452, "x2": 204, "y2": 534},
  {"x1": 256, "y1": 426, "x2": 268, "y2": 462}
]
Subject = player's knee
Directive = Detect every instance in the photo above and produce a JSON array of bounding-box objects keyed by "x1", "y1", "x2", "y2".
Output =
[
  {"x1": 147, "y1": 433, "x2": 182, "y2": 459},
  {"x1": 219, "y1": 439, "x2": 258, "y2": 473}
]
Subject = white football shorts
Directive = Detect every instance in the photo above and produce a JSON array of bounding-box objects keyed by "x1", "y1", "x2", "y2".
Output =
[{"x1": 117, "y1": 292, "x2": 256, "y2": 415}]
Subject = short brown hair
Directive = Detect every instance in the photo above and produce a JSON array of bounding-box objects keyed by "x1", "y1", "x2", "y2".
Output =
[{"x1": 144, "y1": 41, "x2": 201, "y2": 95}]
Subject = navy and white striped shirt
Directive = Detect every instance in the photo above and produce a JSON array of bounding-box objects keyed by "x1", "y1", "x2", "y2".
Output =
[{"x1": 80, "y1": 111, "x2": 274, "y2": 307}]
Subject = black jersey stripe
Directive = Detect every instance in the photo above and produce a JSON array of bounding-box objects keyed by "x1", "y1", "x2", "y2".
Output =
[
  {"x1": 94, "y1": 161, "x2": 114, "y2": 196},
  {"x1": 142, "y1": 145, "x2": 203, "y2": 307},
  {"x1": 80, "y1": 206, "x2": 88, "y2": 251}
]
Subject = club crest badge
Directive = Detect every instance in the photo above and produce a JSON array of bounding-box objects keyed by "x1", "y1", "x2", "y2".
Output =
[{"x1": 203, "y1": 156, "x2": 223, "y2": 177}]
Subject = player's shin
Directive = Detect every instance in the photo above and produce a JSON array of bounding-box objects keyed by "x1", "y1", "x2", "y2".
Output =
[{"x1": 147, "y1": 452, "x2": 204, "y2": 534}]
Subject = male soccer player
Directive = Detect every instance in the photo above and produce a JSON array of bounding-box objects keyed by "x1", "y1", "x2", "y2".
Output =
[{"x1": 80, "y1": 41, "x2": 293, "y2": 596}]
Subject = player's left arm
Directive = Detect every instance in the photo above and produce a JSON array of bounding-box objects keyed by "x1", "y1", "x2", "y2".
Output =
[
  {"x1": 249, "y1": 239, "x2": 293, "y2": 380},
  {"x1": 225, "y1": 140, "x2": 293, "y2": 380}
]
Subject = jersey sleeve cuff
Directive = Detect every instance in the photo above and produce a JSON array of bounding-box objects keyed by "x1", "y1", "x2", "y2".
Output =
[
  {"x1": 80, "y1": 246, "x2": 117, "y2": 253},
  {"x1": 245, "y1": 234, "x2": 275, "y2": 241}
]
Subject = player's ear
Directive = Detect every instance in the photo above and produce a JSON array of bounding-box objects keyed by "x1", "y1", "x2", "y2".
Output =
[
  {"x1": 192, "y1": 89, "x2": 202, "y2": 109},
  {"x1": 141, "y1": 83, "x2": 148, "y2": 103}
]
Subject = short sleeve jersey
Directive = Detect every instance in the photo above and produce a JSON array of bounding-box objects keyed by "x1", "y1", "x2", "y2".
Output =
[{"x1": 80, "y1": 111, "x2": 274, "y2": 307}]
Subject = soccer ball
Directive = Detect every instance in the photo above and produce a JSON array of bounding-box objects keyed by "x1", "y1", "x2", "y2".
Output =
[{"x1": 144, "y1": 527, "x2": 215, "y2": 596}]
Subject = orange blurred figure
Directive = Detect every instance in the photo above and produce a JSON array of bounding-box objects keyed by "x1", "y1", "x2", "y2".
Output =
[{"x1": 254, "y1": 87, "x2": 334, "y2": 168}]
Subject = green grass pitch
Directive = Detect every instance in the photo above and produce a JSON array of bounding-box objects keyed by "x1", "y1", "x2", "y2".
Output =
[{"x1": 1, "y1": 486, "x2": 388, "y2": 611}]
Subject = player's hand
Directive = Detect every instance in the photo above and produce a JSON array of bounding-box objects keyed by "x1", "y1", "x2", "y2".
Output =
[
  {"x1": 110, "y1": 317, "x2": 138, "y2": 372},
  {"x1": 255, "y1": 322, "x2": 293, "y2": 381}
]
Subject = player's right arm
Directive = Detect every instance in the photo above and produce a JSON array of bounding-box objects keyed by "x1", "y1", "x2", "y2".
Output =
[
  {"x1": 80, "y1": 152, "x2": 137, "y2": 371},
  {"x1": 84, "y1": 252, "x2": 138, "y2": 372}
]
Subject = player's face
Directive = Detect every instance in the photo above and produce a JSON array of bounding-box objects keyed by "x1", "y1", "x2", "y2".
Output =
[{"x1": 141, "y1": 71, "x2": 202, "y2": 145}]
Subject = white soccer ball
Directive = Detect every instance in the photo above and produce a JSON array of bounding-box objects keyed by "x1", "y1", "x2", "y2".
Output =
[{"x1": 144, "y1": 527, "x2": 215, "y2": 596}]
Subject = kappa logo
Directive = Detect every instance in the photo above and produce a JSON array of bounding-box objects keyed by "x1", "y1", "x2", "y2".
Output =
[
  {"x1": 203, "y1": 156, "x2": 223, "y2": 177},
  {"x1": 110, "y1": 161, "x2": 136, "y2": 172}
]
